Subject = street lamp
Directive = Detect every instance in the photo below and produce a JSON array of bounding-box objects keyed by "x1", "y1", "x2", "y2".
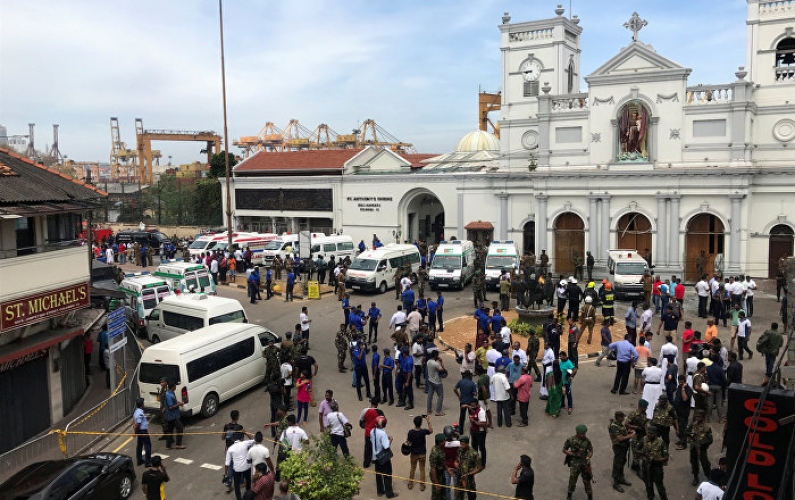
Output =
[{"x1": 218, "y1": 0, "x2": 233, "y2": 250}]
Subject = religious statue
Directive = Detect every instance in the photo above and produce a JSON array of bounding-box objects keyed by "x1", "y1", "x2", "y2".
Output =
[{"x1": 619, "y1": 102, "x2": 648, "y2": 161}]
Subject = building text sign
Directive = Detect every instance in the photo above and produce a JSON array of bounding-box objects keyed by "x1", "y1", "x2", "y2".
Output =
[
  {"x1": 347, "y1": 196, "x2": 393, "y2": 212},
  {"x1": 1, "y1": 282, "x2": 90, "y2": 331}
]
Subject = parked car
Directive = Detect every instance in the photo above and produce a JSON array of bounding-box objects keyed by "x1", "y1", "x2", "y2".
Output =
[{"x1": 0, "y1": 452, "x2": 135, "y2": 500}]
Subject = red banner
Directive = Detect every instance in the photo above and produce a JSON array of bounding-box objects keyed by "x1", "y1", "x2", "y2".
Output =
[{"x1": 1, "y1": 282, "x2": 90, "y2": 331}]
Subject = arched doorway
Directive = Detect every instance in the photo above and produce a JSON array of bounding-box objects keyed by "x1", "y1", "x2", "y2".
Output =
[
  {"x1": 616, "y1": 212, "x2": 652, "y2": 252},
  {"x1": 553, "y1": 213, "x2": 585, "y2": 275},
  {"x1": 523, "y1": 221, "x2": 536, "y2": 254},
  {"x1": 403, "y1": 191, "x2": 445, "y2": 244},
  {"x1": 685, "y1": 214, "x2": 725, "y2": 281},
  {"x1": 769, "y1": 224, "x2": 794, "y2": 278}
]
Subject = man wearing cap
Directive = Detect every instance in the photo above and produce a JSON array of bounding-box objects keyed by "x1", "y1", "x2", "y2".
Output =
[
  {"x1": 640, "y1": 425, "x2": 669, "y2": 500},
  {"x1": 562, "y1": 424, "x2": 593, "y2": 500},
  {"x1": 688, "y1": 410, "x2": 714, "y2": 486},
  {"x1": 626, "y1": 399, "x2": 649, "y2": 476},
  {"x1": 429, "y1": 433, "x2": 448, "y2": 500},
  {"x1": 132, "y1": 397, "x2": 152, "y2": 467},
  {"x1": 600, "y1": 280, "x2": 616, "y2": 326},
  {"x1": 455, "y1": 435, "x2": 483, "y2": 500},
  {"x1": 581, "y1": 296, "x2": 597, "y2": 344},
  {"x1": 609, "y1": 410, "x2": 635, "y2": 492},
  {"x1": 567, "y1": 278, "x2": 582, "y2": 321},
  {"x1": 651, "y1": 393, "x2": 678, "y2": 447},
  {"x1": 263, "y1": 338, "x2": 280, "y2": 385}
]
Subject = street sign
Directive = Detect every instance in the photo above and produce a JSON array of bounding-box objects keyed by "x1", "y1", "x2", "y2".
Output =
[
  {"x1": 109, "y1": 336, "x2": 127, "y2": 353},
  {"x1": 307, "y1": 280, "x2": 320, "y2": 299},
  {"x1": 107, "y1": 308, "x2": 126, "y2": 339}
]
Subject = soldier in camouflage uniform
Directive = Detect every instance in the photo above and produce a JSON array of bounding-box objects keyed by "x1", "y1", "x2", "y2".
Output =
[
  {"x1": 524, "y1": 331, "x2": 542, "y2": 381},
  {"x1": 337, "y1": 270, "x2": 347, "y2": 301},
  {"x1": 626, "y1": 399, "x2": 649, "y2": 476},
  {"x1": 688, "y1": 409, "x2": 714, "y2": 486},
  {"x1": 335, "y1": 323, "x2": 350, "y2": 373},
  {"x1": 393, "y1": 270, "x2": 402, "y2": 300},
  {"x1": 639, "y1": 425, "x2": 669, "y2": 500},
  {"x1": 417, "y1": 266, "x2": 428, "y2": 298},
  {"x1": 608, "y1": 411, "x2": 635, "y2": 492},
  {"x1": 650, "y1": 394, "x2": 678, "y2": 447},
  {"x1": 539, "y1": 250, "x2": 549, "y2": 276},
  {"x1": 279, "y1": 332, "x2": 294, "y2": 365},
  {"x1": 472, "y1": 269, "x2": 486, "y2": 308},
  {"x1": 455, "y1": 435, "x2": 483, "y2": 500},
  {"x1": 429, "y1": 434, "x2": 447, "y2": 500},
  {"x1": 562, "y1": 424, "x2": 593, "y2": 500},
  {"x1": 262, "y1": 338, "x2": 281, "y2": 384}
]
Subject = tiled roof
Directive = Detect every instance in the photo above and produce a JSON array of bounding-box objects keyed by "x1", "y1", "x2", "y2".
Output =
[
  {"x1": 234, "y1": 149, "x2": 364, "y2": 174},
  {"x1": 0, "y1": 148, "x2": 107, "y2": 204},
  {"x1": 465, "y1": 220, "x2": 494, "y2": 230}
]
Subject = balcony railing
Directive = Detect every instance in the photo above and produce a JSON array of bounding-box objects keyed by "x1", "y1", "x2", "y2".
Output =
[
  {"x1": 775, "y1": 67, "x2": 795, "y2": 82},
  {"x1": 686, "y1": 85, "x2": 733, "y2": 105},
  {"x1": 551, "y1": 94, "x2": 588, "y2": 111}
]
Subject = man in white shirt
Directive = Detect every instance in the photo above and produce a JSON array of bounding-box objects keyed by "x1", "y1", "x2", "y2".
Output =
[
  {"x1": 500, "y1": 322, "x2": 512, "y2": 345},
  {"x1": 659, "y1": 335, "x2": 679, "y2": 372},
  {"x1": 246, "y1": 431, "x2": 273, "y2": 476},
  {"x1": 406, "y1": 308, "x2": 422, "y2": 334},
  {"x1": 695, "y1": 469, "x2": 725, "y2": 500},
  {"x1": 729, "y1": 276, "x2": 745, "y2": 308},
  {"x1": 400, "y1": 275, "x2": 412, "y2": 293},
  {"x1": 280, "y1": 415, "x2": 309, "y2": 452},
  {"x1": 744, "y1": 275, "x2": 757, "y2": 318},
  {"x1": 485, "y1": 343, "x2": 501, "y2": 400},
  {"x1": 539, "y1": 342, "x2": 555, "y2": 399},
  {"x1": 695, "y1": 277, "x2": 710, "y2": 318},
  {"x1": 225, "y1": 435, "x2": 255, "y2": 499},
  {"x1": 510, "y1": 341, "x2": 528, "y2": 366},
  {"x1": 640, "y1": 305, "x2": 654, "y2": 339},
  {"x1": 105, "y1": 246, "x2": 115, "y2": 264},
  {"x1": 280, "y1": 361, "x2": 293, "y2": 409},
  {"x1": 299, "y1": 306, "x2": 312, "y2": 349},
  {"x1": 490, "y1": 365, "x2": 512, "y2": 427},
  {"x1": 736, "y1": 311, "x2": 753, "y2": 360},
  {"x1": 388, "y1": 306, "x2": 407, "y2": 332}
]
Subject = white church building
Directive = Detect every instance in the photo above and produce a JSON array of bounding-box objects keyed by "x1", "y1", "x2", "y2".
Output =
[{"x1": 224, "y1": 1, "x2": 795, "y2": 281}]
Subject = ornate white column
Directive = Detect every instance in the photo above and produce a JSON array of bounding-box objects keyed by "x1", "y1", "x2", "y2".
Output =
[
  {"x1": 499, "y1": 193, "x2": 509, "y2": 240},
  {"x1": 536, "y1": 194, "x2": 548, "y2": 252},
  {"x1": 668, "y1": 195, "x2": 680, "y2": 272},
  {"x1": 457, "y1": 192, "x2": 465, "y2": 240},
  {"x1": 728, "y1": 193, "x2": 744, "y2": 274},
  {"x1": 656, "y1": 195, "x2": 668, "y2": 267},
  {"x1": 601, "y1": 196, "x2": 611, "y2": 264},
  {"x1": 588, "y1": 195, "x2": 599, "y2": 257}
]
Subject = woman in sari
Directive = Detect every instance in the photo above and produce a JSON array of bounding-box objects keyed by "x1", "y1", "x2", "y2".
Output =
[{"x1": 545, "y1": 359, "x2": 564, "y2": 418}]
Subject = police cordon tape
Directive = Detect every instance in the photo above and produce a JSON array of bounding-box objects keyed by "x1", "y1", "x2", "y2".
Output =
[{"x1": 51, "y1": 426, "x2": 525, "y2": 500}]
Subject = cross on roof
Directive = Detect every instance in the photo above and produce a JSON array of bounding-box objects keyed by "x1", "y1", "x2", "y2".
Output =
[{"x1": 624, "y1": 12, "x2": 648, "y2": 42}]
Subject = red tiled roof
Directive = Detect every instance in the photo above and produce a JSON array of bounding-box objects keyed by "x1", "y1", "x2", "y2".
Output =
[
  {"x1": 0, "y1": 147, "x2": 107, "y2": 199},
  {"x1": 465, "y1": 220, "x2": 494, "y2": 230},
  {"x1": 235, "y1": 149, "x2": 364, "y2": 174},
  {"x1": 402, "y1": 153, "x2": 439, "y2": 168}
]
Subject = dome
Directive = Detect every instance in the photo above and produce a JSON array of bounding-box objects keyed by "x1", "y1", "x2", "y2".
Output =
[{"x1": 455, "y1": 130, "x2": 500, "y2": 153}]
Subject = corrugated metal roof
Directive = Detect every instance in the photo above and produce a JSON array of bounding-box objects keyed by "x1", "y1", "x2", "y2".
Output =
[{"x1": 0, "y1": 148, "x2": 107, "y2": 205}]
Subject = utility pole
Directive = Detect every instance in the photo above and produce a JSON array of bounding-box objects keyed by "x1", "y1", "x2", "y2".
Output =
[{"x1": 219, "y1": 0, "x2": 233, "y2": 251}]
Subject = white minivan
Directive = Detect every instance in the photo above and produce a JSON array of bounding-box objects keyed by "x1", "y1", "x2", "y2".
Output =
[
  {"x1": 606, "y1": 249, "x2": 650, "y2": 298},
  {"x1": 309, "y1": 235, "x2": 355, "y2": 261},
  {"x1": 429, "y1": 240, "x2": 476, "y2": 290},
  {"x1": 137, "y1": 323, "x2": 280, "y2": 418},
  {"x1": 145, "y1": 294, "x2": 248, "y2": 343},
  {"x1": 484, "y1": 240, "x2": 520, "y2": 290},
  {"x1": 345, "y1": 244, "x2": 420, "y2": 293}
]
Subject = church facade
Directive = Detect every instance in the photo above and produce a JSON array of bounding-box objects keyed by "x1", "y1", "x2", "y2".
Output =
[{"x1": 225, "y1": 1, "x2": 795, "y2": 281}]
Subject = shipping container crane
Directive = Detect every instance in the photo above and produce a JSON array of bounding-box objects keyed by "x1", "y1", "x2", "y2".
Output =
[
  {"x1": 282, "y1": 119, "x2": 312, "y2": 150},
  {"x1": 308, "y1": 124, "x2": 339, "y2": 149},
  {"x1": 110, "y1": 117, "x2": 137, "y2": 180},
  {"x1": 135, "y1": 118, "x2": 221, "y2": 185},
  {"x1": 478, "y1": 90, "x2": 501, "y2": 138},
  {"x1": 356, "y1": 119, "x2": 414, "y2": 153}
]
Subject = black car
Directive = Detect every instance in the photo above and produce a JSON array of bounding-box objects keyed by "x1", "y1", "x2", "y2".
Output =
[
  {"x1": 0, "y1": 453, "x2": 135, "y2": 500},
  {"x1": 115, "y1": 230, "x2": 171, "y2": 251}
]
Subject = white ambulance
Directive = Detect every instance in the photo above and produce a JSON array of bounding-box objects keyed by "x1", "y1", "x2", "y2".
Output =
[
  {"x1": 484, "y1": 240, "x2": 520, "y2": 290},
  {"x1": 345, "y1": 244, "x2": 420, "y2": 293},
  {"x1": 429, "y1": 240, "x2": 476, "y2": 290},
  {"x1": 606, "y1": 249, "x2": 650, "y2": 298}
]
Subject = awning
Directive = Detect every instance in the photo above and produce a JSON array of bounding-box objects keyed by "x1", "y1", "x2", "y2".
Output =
[
  {"x1": 0, "y1": 327, "x2": 84, "y2": 367},
  {"x1": 0, "y1": 200, "x2": 100, "y2": 218},
  {"x1": 465, "y1": 220, "x2": 494, "y2": 230}
]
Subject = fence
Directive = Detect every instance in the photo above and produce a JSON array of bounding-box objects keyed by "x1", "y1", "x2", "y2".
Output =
[{"x1": 0, "y1": 324, "x2": 144, "y2": 482}]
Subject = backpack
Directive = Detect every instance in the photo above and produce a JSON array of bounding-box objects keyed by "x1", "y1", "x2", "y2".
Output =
[{"x1": 756, "y1": 334, "x2": 770, "y2": 354}]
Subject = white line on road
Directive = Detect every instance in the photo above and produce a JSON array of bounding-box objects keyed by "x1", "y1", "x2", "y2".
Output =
[
  {"x1": 200, "y1": 463, "x2": 223, "y2": 470},
  {"x1": 173, "y1": 458, "x2": 194, "y2": 465}
]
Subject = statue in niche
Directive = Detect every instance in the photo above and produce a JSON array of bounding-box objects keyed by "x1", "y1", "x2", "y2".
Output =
[{"x1": 618, "y1": 101, "x2": 648, "y2": 161}]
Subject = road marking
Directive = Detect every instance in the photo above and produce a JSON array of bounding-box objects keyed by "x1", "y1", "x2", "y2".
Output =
[
  {"x1": 173, "y1": 458, "x2": 194, "y2": 464},
  {"x1": 112, "y1": 436, "x2": 133, "y2": 453},
  {"x1": 201, "y1": 463, "x2": 223, "y2": 470},
  {"x1": 156, "y1": 454, "x2": 170, "y2": 460}
]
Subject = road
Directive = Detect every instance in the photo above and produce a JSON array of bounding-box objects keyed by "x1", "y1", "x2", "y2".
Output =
[{"x1": 107, "y1": 275, "x2": 776, "y2": 500}]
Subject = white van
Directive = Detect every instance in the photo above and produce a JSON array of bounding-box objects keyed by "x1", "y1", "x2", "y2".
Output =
[
  {"x1": 484, "y1": 240, "x2": 520, "y2": 290},
  {"x1": 606, "y1": 249, "x2": 650, "y2": 298},
  {"x1": 145, "y1": 294, "x2": 248, "y2": 343},
  {"x1": 119, "y1": 273, "x2": 174, "y2": 337},
  {"x1": 154, "y1": 262, "x2": 216, "y2": 295},
  {"x1": 309, "y1": 235, "x2": 355, "y2": 261},
  {"x1": 137, "y1": 323, "x2": 280, "y2": 418},
  {"x1": 261, "y1": 233, "x2": 326, "y2": 267},
  {"x1": 429, "y1": 240, "x2": 476, "y2": 290},
  {"x1": 345, "y1": 244, "x2": 420, "y2": 293}
]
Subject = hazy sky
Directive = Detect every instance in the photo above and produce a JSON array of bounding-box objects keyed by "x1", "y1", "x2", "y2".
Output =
[{"x1": 1, "y1": 0, "x2": 747, "y2": 165}]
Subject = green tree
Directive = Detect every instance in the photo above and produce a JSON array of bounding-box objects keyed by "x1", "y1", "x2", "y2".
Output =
[
  {"x1": 208, "y1": 152, "x2": 237, "y2": 179},
  {"x1": 279, "y1": 433, "x2": 363, "y2": 500}
]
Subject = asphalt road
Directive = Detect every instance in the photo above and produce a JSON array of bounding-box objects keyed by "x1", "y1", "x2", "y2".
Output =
[{"x1": 106, "y1": 278, "x2": 777, "y2": 500}]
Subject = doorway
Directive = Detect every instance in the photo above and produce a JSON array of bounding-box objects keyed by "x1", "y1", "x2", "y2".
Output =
[
  {"x1": 768, "y1": 224, "x2": 794, "y2": 278},
  {"x1": 553, "y1": 213, "x2": 585, "y2": 275}
]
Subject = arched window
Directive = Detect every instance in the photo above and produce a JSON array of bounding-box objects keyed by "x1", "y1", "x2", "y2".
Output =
[
  {"x1": 567, "y1": 59, "x2": 575, "y2": 93},
  {"x1": 776, "y1": 38, "x2": 795, "y2": 68}
]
